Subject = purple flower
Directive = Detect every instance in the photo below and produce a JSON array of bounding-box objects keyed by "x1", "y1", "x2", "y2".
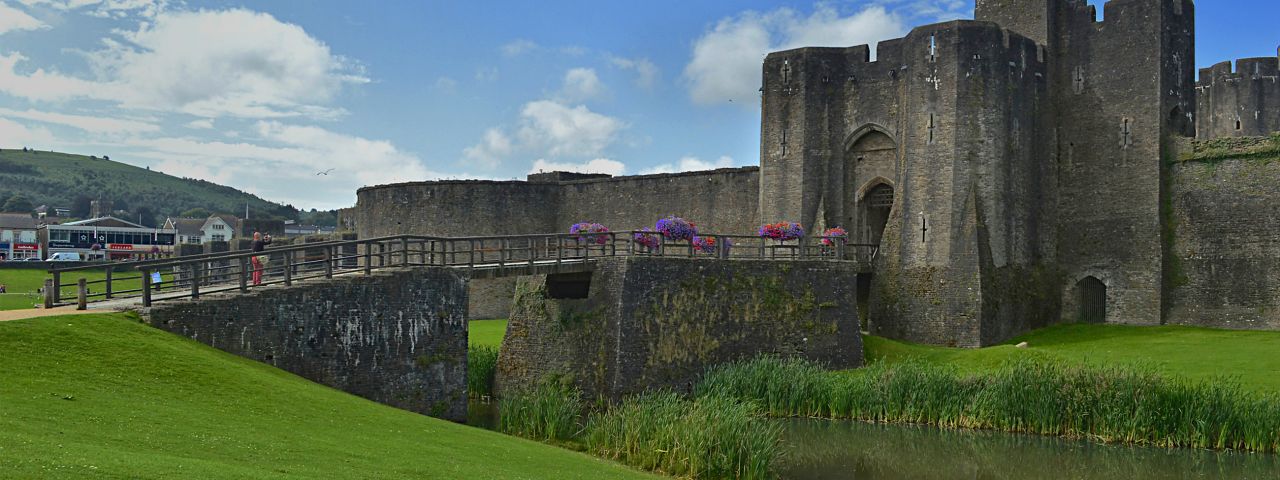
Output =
[
  {"x1": 570, "y1": 222, "x2": 610, "y2": 245},
  {"x1": 655, "y1": 216, "x2": 698, "y2": 242}
]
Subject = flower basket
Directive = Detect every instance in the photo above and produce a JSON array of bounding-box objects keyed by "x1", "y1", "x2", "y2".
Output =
[
  {"x1": 758, "y1": 222, "x2": 804, "y2": 242},
  {"x1": 633, "y1": 228, "x2": 660, "y2": 251},
  {"x1": 692, "y1": 236, "x2": 732, "y2": 256},
  {"x1": 821, "y1": 227, "x2": 849, "y2": 246},
  {"x1": 569, "y1": 222, "x2": 610, "y2": 245},
  {"x1": 655, "y1": 216, "x2": 697, "y2": 242}
]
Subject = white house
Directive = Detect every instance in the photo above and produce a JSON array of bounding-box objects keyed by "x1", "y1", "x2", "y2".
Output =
[{"x1": 163, "y1": 215, "x2": 239, "y2": 244}]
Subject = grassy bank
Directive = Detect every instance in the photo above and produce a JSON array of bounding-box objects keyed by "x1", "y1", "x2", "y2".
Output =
[
  {"x1": 498, "y1": 384, "x2": 781, "y2": 479},
  {"x1": 0, "y1": 267, "x2": 140, "y2": 311},
  {"x1": 470, "y1": 318, "x2": 508, "y2": 347},
  {"x1": 0, "y1": 313, "x2": 656, "y2": 479},
  {"x1": 698, "y1": 356, "x2": 1280, "y2": 453},
  {"x1": 867, "y1": 323, "x2": 1280, "y2": 393}
]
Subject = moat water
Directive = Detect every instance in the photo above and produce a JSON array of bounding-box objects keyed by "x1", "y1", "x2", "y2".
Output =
[{"x1": 467, "y1": 401, "x2": 1279, "y2": 479}]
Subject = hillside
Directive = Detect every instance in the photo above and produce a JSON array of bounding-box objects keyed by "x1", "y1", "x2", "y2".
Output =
[
  {"x1": 0, "y1": 313, "x2": 655, "y2": 479},
  {"x1": 0, "y1": 148, "x2": 293, "y2": 220}
]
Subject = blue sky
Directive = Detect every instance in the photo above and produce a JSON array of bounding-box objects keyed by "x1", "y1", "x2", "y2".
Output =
[{"x1": 0, "y1": 0, "x2": 1276, "y2": 210}]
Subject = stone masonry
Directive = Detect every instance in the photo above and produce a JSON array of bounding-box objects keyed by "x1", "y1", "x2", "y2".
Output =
[
  {"x1": 494, "y1": 257, "x2": 863, "y2": 399},
  {"x1": 142, "y1": 267, "x2": 470, "y2": 421}
]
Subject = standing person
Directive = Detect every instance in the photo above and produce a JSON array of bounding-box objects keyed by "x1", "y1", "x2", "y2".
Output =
[{"x1": 250, "y1": 232, "x2": 272, "y2": 286}]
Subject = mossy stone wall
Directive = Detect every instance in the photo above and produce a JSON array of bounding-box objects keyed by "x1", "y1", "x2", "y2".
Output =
[{"x1": 495, "y1": 257, "x2": 862, "y2": 400}]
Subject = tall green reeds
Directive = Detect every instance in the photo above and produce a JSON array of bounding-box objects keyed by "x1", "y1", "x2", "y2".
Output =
[
  {"x1": 584, "y1": 391, "x2": 781, "y2": 480},
  {"x1": 697, "y1": 356, "x2": 1280, "y2": 453},
  {"x1": 497, "y1": 381, "x2": 582, "y2": 442},
  {"x1": 467, "y1": 345, "x2": 499, "y2": 397}
]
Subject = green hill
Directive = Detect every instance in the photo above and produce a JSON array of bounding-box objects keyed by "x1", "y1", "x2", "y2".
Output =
[
  {"x1": 0, "y1": 148, "x2": 296, "y2": 221},
  {"x1": 0, "y1": 313, "x2": 655, "y2": 479}
]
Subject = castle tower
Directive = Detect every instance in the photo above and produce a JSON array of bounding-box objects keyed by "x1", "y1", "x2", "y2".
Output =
[
  {"x1": 1050, "y1": 0, "x2": 1195, "y2": 326},
  {"x1": 1196, "y1": 49, "x2": 1280, "y2": 138}
]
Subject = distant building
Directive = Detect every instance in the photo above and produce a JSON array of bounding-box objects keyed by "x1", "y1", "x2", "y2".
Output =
[
  {"x1": 284, "y1": 222, "x2": 336, "y2": 236},
  {"x1": 40, "y1": 216, "x2": 177, "y2": 261},
  {"x1": 0, "y1": 213, "x2": 40, "y2": 261},
  {"x1": 163, "y1": 215, "x2": 238, "y2": 244},
  {"x1": 34, "y1": 205, "x2": 71, "y2": 218}
]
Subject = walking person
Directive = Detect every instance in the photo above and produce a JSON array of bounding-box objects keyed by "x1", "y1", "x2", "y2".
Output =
[{"x1": 250, "y1": 232, "x2": 272, "y2": 286}]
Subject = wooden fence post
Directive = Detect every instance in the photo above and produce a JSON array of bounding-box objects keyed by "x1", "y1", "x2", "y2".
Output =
[
  {"x1": 77, "y1": 278, "x2": 87, "y2": 310},
  {"x1": 43, "y1": 279, "x2": 54, "y2": 309}
]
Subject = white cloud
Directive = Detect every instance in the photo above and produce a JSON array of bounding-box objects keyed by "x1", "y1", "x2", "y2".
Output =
[
  {"x1": 0, "y1": 1, "x2": 48, "y2": 34},
  {"x1": 116, "y1": 122, "x2": 433, "y2": 208},
  {"x1": 0, "y1": 117, "x2": 55, "y2": 146},
  {"x1": 684, "y1": 5, "x2": 905, "y2": 105},
  {"x1": 608, "y1": 55, "x2": 659, "y2": 90},
  {"x1": 517, "y1": 100, "x2": 624, "y2": 158},
  {"x1": 475, "y1": 67, "x2": 499, "y2": 82},
  {"x1": 16, "y1": 0, "x2": 165, "y2": 19},
  {"x1": 530, "y1": 158, "x2": 625, "y2": 176},
  {"x1": 461, "y1": 128, "x2": 513, "y2": 170},
  {"x1": 0, "y1": 52, "x2": 105, "y2": 101},
  {"x1": 557, "y1": 68, "x2": 605, "y2": 103},
  {"x1": 501, "y1": 39, "x2": 538, "y2": 57},
  {"x1": 185, "y1": 118, "x2": 213, "y2": 129},
  {"x1": 433, "y1": 76, "x2": 458, "y2": 93},
  {"x1": 641, "y1": 155, "x2": 737, "y2": 175},
  {"x1": 0, "y1": 107, "x2": 158, "y2": 133},
  {"x1": 0, "y1": 8, "x2": 367, "y2": 119}
]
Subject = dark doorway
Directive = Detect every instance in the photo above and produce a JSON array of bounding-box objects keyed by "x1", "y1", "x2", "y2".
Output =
[
  {"x1": 1076, "y1": 276, "x2": 1106, "y2": 323},
  {"x1": 546, "y1": 272, "x2": 592, "y2": 299},
  {"x1": 862, "y1": 184, "x2": 894, "y2": 246}
]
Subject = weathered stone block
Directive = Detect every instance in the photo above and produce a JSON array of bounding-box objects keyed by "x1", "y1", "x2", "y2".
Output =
[{"x1": 142, "y1": 267, "x2": 469, "y2": 421}]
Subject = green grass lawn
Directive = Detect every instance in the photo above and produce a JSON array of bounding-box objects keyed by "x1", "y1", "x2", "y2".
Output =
[
  {"x1": 470, "y1": 319, "x2": 508, "y2": 348},
  {"x1": 0, "y1": 267, "x2": 148, "y2": 311},
  {"x1": 866, "y1": 323, "x2": 1280, "y2": 393},
  {"x1": 0, "y1": 313, "x2": 656, "y2": 479},
  {"x1": 466, "y1": 319, "x2": 1280, "y2": 393}
]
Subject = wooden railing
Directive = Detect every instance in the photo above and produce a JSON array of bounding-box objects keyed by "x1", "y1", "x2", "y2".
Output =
[{"x1": 45, "y1": 232, "x2": 877, "y2": 308}]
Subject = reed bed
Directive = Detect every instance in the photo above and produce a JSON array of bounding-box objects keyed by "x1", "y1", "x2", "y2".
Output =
[
  {"x1": 497, "y1": 382, "x2": 582, "y2": 442},
  {"x1": 584, "y1": 391, "x2": 781, "y2": 480},
  {"x1": 467, "y1": 345, "x2": 499, "y2": 397},
  {"x1": 697, "y1": 356, "x2": 1280, "y2": 453}
]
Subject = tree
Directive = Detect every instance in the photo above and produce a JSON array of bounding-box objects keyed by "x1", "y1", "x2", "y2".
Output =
[
  {"x1": 71, "y1": 195, "x2": 92, "y2": 218},
  {"x1": 114, "y1": 197, "x2": 130, "y2": 212},
  {"x1": 2, "y1": 194, "x2": 33, "y2": 213},
  {"x1": 134, "y1": 206, "x2": 158, "y2": 227}
]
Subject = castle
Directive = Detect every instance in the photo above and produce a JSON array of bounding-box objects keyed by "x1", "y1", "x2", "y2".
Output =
[{"x1": 356, "y1": 0, "x2": 1280, "y2": 347}]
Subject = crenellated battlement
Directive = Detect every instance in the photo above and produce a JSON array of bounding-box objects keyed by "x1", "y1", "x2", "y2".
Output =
[{"x1": 1198, "y1": 55, "x2": 1280, "y2": 85}]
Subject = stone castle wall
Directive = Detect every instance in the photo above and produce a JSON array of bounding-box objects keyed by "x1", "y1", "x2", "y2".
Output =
[
  {"x1": 142, "y1": 267, "x2": 470, "y2": 421},
  {"x1": 1197, "y1": 54, "x2": 1280, "y2": 139},
  {"x1": 355, "y1": 168, "x2": 761, "y2": 319},
  {"x1": 495, "y1": 257, "x2": 862, "y2": 399},
  {"x1": 1166, "y1": 138, "x2": 1280, "y2": 329}
]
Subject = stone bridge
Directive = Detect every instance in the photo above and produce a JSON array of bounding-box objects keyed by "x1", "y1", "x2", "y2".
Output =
[{"x1": 47, "y1": 232, "x2": 872, "y2": 420}]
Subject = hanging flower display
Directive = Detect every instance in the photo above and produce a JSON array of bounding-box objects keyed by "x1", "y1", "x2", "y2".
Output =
[
  {"x1": 569, "y1": 222, "x2": 610, "y2": 245},
  {"x1": 90, "y1": 243, "x2": 102, "y2": 251},
  {"x1": 758, "y1": 222, "x2": 804, "y2": 241},
  {"x1": 821, "y1": 227, "x2": 849, "y2": 246},
  {"x1": 633, "y1": 227, "x2": 660, "y2": 250},
  {"x1": 693, "y1": 236, "x2": 732, "y2": 255},
  {"x1": 655, "y1": 216, "x2": 698, "y2": 242}
]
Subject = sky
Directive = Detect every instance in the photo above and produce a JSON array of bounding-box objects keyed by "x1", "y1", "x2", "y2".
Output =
[{"x1": 0, "y1": 0, "x2": 1277, "y2": 210}]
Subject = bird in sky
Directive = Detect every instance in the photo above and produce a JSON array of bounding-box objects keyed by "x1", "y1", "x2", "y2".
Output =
[{"x1": 317, "y1": 168, "x2": 336, "y2": 175}]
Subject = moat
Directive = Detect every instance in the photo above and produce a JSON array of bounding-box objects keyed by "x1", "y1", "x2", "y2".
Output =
[{"x1": 470, "y1": 401, "x2": 1279, "y2": 479}]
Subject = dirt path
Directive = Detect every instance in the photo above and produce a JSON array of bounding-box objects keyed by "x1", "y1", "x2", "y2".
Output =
[{"x1": 0, "y1": 307, "x2": 108, "y2": 322}]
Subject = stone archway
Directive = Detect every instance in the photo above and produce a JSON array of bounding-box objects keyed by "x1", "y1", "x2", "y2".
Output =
[
  {"x1": 844, "y1": 126, "x2": 897, "y2": 245},
  {"x1": 1076, "y1": 276, "x2": 1107, "y2": 323}
]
